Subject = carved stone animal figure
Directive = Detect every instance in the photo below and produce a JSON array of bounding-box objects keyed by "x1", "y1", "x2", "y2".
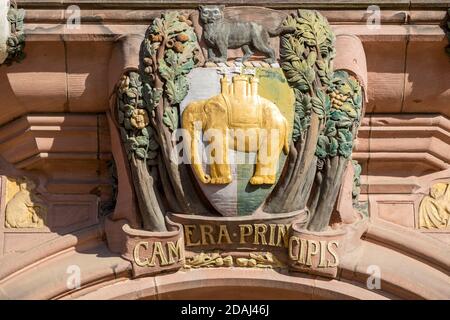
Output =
[
  {"x1": 5, "y1": 178, "x2": 47, "y2": 228},
  {"x1": 199, "y1": 5, "x2": 294, "y2": 64},
  {"x1": 0, "y1": 0, "x2": 11, "y2": 64},
  {"x1": 182, "y1": 75, "x2": 289, "y2": 185}
]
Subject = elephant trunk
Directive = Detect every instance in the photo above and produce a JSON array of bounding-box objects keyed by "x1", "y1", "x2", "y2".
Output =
[{"x1": 182, "y1": 103, "x2": 211, "y2": 184}]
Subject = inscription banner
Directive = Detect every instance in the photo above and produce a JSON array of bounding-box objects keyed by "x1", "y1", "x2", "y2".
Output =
[{"x1": 126, "y1": 212, "x2": 367, "y2": 278}]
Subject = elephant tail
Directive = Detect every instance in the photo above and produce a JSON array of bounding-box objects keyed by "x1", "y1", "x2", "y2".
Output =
[{"x1": 283, "y1": 118, "x2": 290, "y2": 155}]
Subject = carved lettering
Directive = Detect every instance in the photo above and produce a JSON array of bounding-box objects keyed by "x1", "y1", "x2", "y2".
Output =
[
  {"x1": 239, "y1": 224, "x2": 253, "y2": 244},
  {"x1": 253, "y1": 224, "x2": 268, "y2": 245},
  {"x1": 168, "y1": 238, "x2": 184, "y2": 264},
  {"x1": 276, "y1": 224, "x2": 289, "y2": 248},
  {"x1": 327, "y1": 240, "x2": 339, "y2": 267},
  {"x1": 200, "y1": 224, "x2": 216, "y2": 245},
  {"x1": 133, "y1": 241, "x2": 150, "y2": 267},
  {"x1": 217, "y1": 224, "x2": 232, "y2": 244},
  {"x1": 184, "y1": 224, "x2": 201, "y2": 246}
]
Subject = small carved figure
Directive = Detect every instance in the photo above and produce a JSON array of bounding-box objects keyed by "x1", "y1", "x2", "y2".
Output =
[
  {"x1": 5, "y1": 177, "x2": 47, "y2": 228},
  {"x1": 0, "y1": 0, "x2": 10, "y2": 64},
  {"x1": 419, "y1": 182, "x2": 450, "y2": 229},
  {"x1": 199, "y1": 5, "x2": 294, "y2": 64},
  {"x1": 182, "y1": 75, "x2": 289, "y2": 185}
]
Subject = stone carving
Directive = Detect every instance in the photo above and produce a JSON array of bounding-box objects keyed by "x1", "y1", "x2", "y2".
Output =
[
  {"x1": 199, "y1": 5, "x2": 294, "y2": 63},
  {"x1": 114, "y1": 8, "x2": 363, "y2": 233},
  {"x1": 235, "y1": 252, "x2": 284, "y2": 269},
  {"x1": 4, "y1": 177, "x2": 47, "y2": 228},
  {"x1": 115, "y1": 11, "x2": 209, "y2": 231},
  {"x1": 419, "y1": 182, "x2": 450, "y2": 229},
  {"x1": 264, "y1": 10, "x2": 363, "y2": 232},
  {"x1": 185, "y1": 252, "x2": 233, "y2": 268},
  {"x1": 185, "y1": 252, "x2": 283, "y2": 269},
  {"x1": 182, "y1": 74, "x2": 289, "y2": 185},
  {"x1": 0, "y1": 1, "x2": 25, "y2": 66},
  {"x1": 0, "y1": 0, "x2": 10, "y2": 64}
]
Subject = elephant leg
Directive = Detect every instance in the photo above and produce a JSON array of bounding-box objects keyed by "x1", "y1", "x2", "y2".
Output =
[
  {"x1": 250, "y1": 128, "x2": 281, "y2": 185},
  {"x1": 211, "y1": 129, "x2": 231, "y2": 184},
  {"x1": 251, "y1": 162, "x2": 277, "y2": 185}
]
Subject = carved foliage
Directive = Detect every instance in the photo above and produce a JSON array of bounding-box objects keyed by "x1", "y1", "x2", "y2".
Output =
[
  {"x1": 115, "y1": 11, "x2": 208, "y2": 231},
  {"x1": 117, "y1": 73, "x2": 160, "y2": 162},
  {"x1": 265, "y1": 9, "x2": 336, "y2": 214},
  {"x1": 185, "y1": 252, "x2": 284, "y2": 269},
  {"x1": 280, "y1": 9, "x2": 335, "y2": 140},
  {"x1": 4, "y1": 1, "x2": 25, "y2": 65},
  {"x1": 308, "y1": 71, "x2": 363, "y2": 231},
  {"x1": 267, "y1": 9, "x2": 363, "y2": 231},
  {"x1": 185, "y1": 252, "x2": 233, "y2": 268},
  {"x1": 142, "y1": 11, "x2": 199, "y2": 132}
]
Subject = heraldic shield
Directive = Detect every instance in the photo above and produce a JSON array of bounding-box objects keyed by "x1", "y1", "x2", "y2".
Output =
[{"x1": 180, "y1": 67, "x2": 295, "y2": 216}]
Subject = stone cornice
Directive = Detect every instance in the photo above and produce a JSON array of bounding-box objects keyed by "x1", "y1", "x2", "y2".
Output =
[{"x1": 15, "y1": 1, "x2": 450, "y2": 10}]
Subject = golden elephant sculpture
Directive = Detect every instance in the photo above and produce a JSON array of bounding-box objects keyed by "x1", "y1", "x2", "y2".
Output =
[{"x1": 182, "y1": 75, "x2": 289, "y2": 185}]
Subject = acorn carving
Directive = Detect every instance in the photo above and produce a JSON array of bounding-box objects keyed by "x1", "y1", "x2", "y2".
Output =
[
  {"x1": 173, "y1": 42, "x2": 185, "y2": 53},
  {"x1": 176, "y1": 33, "x2": 189, "y2": 42},
  {"x1": 150, "y1": 34, "x2": 163, "y2": 42},
  {"x1": 166, "y1": 39, "x2": 175, "y2": 48},
  {"x1": 144, "y1": 66, "x2": 153, "y2": 74},
  {"x1": 143, "y1": 57, "x2": 153, "y2": 66}
]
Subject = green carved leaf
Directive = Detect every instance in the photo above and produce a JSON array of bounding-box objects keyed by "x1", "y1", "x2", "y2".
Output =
[
  {"x1": 341, "y1": 102, "x2": 358, "y2": 119},
  {"x1": 176, "y1": 59, "x2": 195, "y2": 76},
  {"x1": 307, "y1": 51, "x2": 317, "y2": 66},
  {"x1": 136, "y1": 136, "x2": 149, "y2": 147},
  {"x1": 135, "y1": 148, "x2": 147, "y2": 160},
  {"x1": 165, "y1": 50, "x2": 178, "y2": 66},
  {"x1": 165, "y1": 76, "x2": 189, "y2": 105},
  {"x1": 324, "y1": 120, "x2": 337, "y2": 136},
  {"x1": 311, "y1": 89, "x2": 330, "y2": 119},
  {"x1": 163, "y1": 106, "x2": 179, "y2": 132},
  {"x1": 316, "y1": 135, "x2": 328, "y2": 159},
  {"x1": 158, "y1": 59, "x2": 175, "y2": 81},
  {"x1": 328, "y1": 137, "x2": 338, "y2": 157},
  {"x1": 337, "y1": 129, "x2": 353, "y2": 143},
  {"x1": 127, "y1": 137, "x2": 139, "y2": 151}
]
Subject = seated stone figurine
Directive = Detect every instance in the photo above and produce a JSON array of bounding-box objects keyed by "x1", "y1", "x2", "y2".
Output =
[{"x1": 5, "y1": 177, "x2": 47, "y2": 229}]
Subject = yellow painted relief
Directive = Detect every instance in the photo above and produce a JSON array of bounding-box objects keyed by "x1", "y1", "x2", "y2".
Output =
[
  {"x1": 182, "y1": 75, "x2": 290, "y2": 185},
  {"x1": 419, "y1": 182, "x2": 450, "y2": 229},
  {"x1": 4, "y1": 177, "x2": 47, "y2": 228}
]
